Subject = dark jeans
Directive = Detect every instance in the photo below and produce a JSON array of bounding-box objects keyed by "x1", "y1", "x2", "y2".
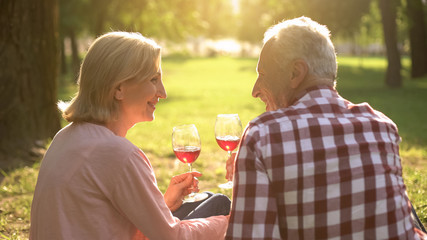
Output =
[
  {"x1": 411, "y1": 201, "x2": 427, "y2": 233},
  {"x1": 172, "y1": 192, "x2": 231, "y2": 220}
]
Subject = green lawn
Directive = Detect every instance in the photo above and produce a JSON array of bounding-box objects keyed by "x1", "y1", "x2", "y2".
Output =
[{"x1": 1, "y1": 56, "x2": 426, "y2": 239}]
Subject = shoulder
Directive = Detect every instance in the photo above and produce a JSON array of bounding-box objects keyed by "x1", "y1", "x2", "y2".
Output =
[
  {"x1": 77, "y1": 124, "x2": 153, "y2": 189},
  {"x1": 247, "y1": 108, "x2": 297, "y2": 135},
  {"x1": 348, "y1": 102, "x2": 398, "y2": 128},
  {"x1": 61, "y1": 122, "x2": 141, "y2": 164}
]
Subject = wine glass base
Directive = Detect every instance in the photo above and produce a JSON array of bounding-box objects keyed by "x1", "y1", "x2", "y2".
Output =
[
  {"x1": 183, "y1": 192, "x2": 209, "y2": 203},
  {"x1": 218, "y1": 181, "x2": 233, "y2": 189}
]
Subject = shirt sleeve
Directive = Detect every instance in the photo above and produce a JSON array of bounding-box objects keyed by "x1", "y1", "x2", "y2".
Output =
[
  {"x1": 226, "y1": 125, "x2": 281, "y2": 240},
  {"x1": 111, "y1": 150, "x2": 228, "y2": 240}
]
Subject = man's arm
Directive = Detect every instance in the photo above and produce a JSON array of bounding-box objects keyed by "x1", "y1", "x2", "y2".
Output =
[{"x1": 226, "y1": 126, "x2": 281, "y2": 240}]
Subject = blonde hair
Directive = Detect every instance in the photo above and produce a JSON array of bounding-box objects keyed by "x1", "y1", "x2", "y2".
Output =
[
  {"x1": 62, "y1": 32, "x2": 161, "y2": 123},
  {"x1": 264, "y1": 17, "x2": 337, "y2": 81}
]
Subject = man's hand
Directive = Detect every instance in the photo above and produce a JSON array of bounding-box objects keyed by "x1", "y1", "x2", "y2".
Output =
[
  {"x1": 164, "y1": 172, "x2": 202, "y2": 212},
  {"x1": 225, "y1": 152, "x2": 237, "y2": 181}
]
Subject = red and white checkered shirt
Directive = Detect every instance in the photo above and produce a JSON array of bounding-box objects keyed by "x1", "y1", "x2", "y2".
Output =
[{"x1": 226, "y1": 86, "x2": 426, "y2": 240}]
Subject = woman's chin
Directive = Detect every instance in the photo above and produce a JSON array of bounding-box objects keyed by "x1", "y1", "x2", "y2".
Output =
[
  {"x1": 135, "y1": 115, "x2": 155, "y2": 123},
  {"x1": 146, "y1": 114, "x2": 155, "y2": 122}
]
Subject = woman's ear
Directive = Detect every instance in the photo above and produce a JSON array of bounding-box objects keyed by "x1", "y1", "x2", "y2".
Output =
[
  {"x1": 290, "y1": 59, "x2": 308, "y2": 89},
  {"x1": 114, "y1": 84, "x2": 124, "y2": 100}
]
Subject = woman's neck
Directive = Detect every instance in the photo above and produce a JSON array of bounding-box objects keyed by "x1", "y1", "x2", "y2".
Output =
[{"x1": 104, "y1": 118, "x2": 133, "y2": 137}]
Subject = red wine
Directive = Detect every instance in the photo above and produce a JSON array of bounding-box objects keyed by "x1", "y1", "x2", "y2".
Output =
[
  {"x1": 216, "y1": 136, "x2": 240, "y2": 152},
  {"x1": 173, "y1": 146, "x2": 201, "y2": 164}
]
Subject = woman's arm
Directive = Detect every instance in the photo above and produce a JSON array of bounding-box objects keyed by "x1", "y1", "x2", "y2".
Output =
[{"x1": 111, "y1": 150, "x2": 228, "y2": 240}]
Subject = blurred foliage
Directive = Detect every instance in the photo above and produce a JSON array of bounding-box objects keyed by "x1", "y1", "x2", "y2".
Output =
[
  {"x1": 269, "y1": 0, "x2": 371, "y2": 35},
  {"x1": 58, "y1": 0, "x2": 427, "y2": 55},
  {"x1": 58, "y1": 0, "x2": 235, "y2": 40},
  {"x1": 58, "y1": 0, "x2": 375, "y2": 41},
  {"x1": 236, "y1": 0, "x2": 372, "y2": 43},
  {"x1": 197, "y1": 0, "x2": 237, "y2": 38}
]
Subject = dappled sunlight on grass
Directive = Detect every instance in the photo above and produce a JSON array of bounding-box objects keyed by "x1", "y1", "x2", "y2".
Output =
[
  {"x1": 403, "y1": 166, "x2": 427, "y2": 225},
  {"x1": 0, "y1": 164, "x2": 39, "y2": 239},
  {"x1": 400, "y1": 146, "x2": 427, "y2": 169}
]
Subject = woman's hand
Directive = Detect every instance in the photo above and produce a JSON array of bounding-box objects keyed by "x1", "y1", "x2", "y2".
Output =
[
  {"x1": 164, "y1": 172, "x2": 202, "y2": 212},
  {"x1": 225, "y1": 152, "x2": 237, "y2": 181}
]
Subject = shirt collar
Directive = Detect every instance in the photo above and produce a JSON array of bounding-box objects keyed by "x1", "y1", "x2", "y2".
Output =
[{"x1": 291, "y1": 85, "x2": 337, "y2": 106}]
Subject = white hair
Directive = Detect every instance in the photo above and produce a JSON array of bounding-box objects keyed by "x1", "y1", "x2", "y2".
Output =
[{"x1": 264, "y1": 17, "x2": 337, "y2": 80}]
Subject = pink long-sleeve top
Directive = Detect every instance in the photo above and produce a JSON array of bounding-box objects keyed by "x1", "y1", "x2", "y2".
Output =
[{"x1": 29, "y1": 122, "x2": 228, "y2": 239}]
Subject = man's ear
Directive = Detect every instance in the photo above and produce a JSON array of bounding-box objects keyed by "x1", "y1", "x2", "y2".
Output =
[
  {"x1": 114, "y1": 84, "x2": 124, "y2": 100},
  {"x1": 290, "y1": 59, "x2": 308, "y2": 89}
]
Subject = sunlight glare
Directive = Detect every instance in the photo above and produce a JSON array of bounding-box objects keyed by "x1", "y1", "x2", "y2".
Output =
[
  {"x1": 230, "y1": 0, "x2": 239, "y2": 13},
  {"x1": 210, "y1": 39, "x2": 241, "y2": 55}
]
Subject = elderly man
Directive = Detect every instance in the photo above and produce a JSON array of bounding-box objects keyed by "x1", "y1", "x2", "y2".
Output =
[{"x1": 225, "y1": 17, "x2": 426, "y2": 239}]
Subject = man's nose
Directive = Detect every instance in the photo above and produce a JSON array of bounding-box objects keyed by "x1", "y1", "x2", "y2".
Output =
[{"x1": 252, "y1": 81, "x2": 260, "y2": 98}]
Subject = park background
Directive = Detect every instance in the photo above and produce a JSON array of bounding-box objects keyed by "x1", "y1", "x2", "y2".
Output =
[{"x1": 1, "y1": 0, "x2": 427, "y2": 238}]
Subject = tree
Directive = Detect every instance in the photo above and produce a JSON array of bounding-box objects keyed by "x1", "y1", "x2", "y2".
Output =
[
  {"x1": 197, "y1": 0, "x2": 237, "y2": 39},
  {"x1": 293, "y1": 0, "x2": 372, "y2": 36},
  {"x1": 59, "y1": 0, "x2": 88, "y2": 79},
  {"x1": 379, "y1": 0, "x2": 402, "y2": 88},
  {"x1": 0, "y1": 0, "x2": 61, "y2": 170},
  {"x1": 358, "y1": 1, "x2": 384, "y2": 54},
  {"x1": 237, "y1": 0, "x2": 270, "y2": 43},
  {"x1": 406, "y1": 0, "x2": 427, "y2": 78},
  {"x1": 235, "y1": 0, "x2": 374, "y2": 48}
]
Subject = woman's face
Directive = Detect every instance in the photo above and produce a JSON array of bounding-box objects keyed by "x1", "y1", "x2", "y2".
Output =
[{"x1": 116, "y1": 67, "x2": 167, "y2": 125}]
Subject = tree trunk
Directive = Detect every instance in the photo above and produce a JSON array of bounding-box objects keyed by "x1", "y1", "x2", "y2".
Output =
[
  {"x1": 68, "y1": 29, "x2": 81, "y2": 81},
  {"x1": 0, "y1": 0, "x2": 61, "y2": 170},
  {"x1": 92, "y1": 0, "x2": 108, "y2": 36},
  {"x1": 407, "y1": 0, "x2": 427, "y2": 78},
  {"x1": 60, "y1": 35, "x2": 67, "y2": 75},
  {"x1": 379, "y1": 0, "x2": 402, "y2": 88}
]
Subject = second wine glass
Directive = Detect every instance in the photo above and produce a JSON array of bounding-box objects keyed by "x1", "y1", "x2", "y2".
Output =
[
  {"x1": 215, "y1": 114, "x2": 242, "y2": 189},
  {"x1": 172, "y1": 124, "x2": 208, "y2": 202}
]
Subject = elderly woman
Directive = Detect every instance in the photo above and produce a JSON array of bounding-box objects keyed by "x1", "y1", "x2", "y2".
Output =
[{"x1": 29, "y1": 32, "x2": 230, "y2": 239}]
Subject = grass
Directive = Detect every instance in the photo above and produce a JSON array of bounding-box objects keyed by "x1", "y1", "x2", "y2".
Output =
[{"x1": 1, "y1": 56, "x2": 427, "y2": 238}]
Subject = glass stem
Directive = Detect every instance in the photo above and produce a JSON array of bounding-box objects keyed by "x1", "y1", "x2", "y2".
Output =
[
  {"x1": 227, "y1": 151, "x2": 232, "y2": 182},
  {"x1": 188, "y1": 163, "x2": 195, "y2": 197}
]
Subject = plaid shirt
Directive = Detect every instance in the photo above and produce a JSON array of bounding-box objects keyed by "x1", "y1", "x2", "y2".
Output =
[{"x1": 226, "y1": 86, "x2": 425, "y2": 240}]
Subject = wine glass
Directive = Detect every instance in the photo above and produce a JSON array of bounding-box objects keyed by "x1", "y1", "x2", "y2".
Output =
[
  {"x1": 172, "y1": 124, "x2": 208, "y2": 202},
  {"x1": 215, "y1": 114, "x2": 242, "y2": 189}
]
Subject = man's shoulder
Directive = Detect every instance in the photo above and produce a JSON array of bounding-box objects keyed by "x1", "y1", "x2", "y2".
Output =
[
  {"x1": 247, "y1": 110, "x2": 296, "y2": 135},
  {"x1": 250, "y1": 110, "x2": 286, "y2": 126},
  {"x1": 248, "y1": 97, "x2": 397, "y2": 133},
  {"x1": 249, "y1": 103, "x2": 311, "y2": 127}
]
